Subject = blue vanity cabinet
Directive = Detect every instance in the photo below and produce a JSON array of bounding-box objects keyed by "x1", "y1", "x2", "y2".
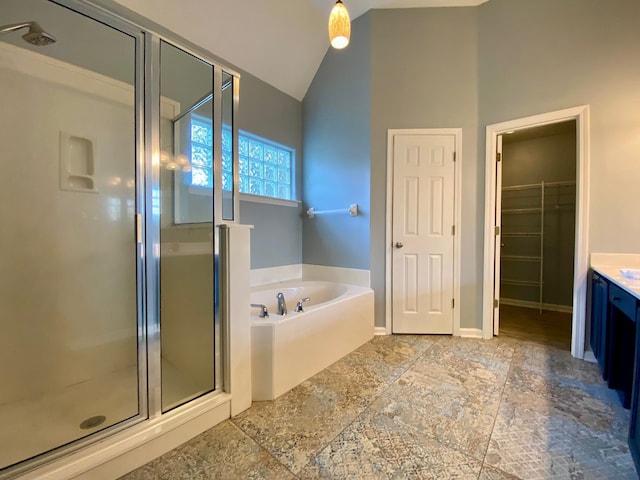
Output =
[
  {"x1": 607, "y1": 283, "x2": 638, "y2": 409},
  {"x1": 590, "y1": 270, "x2": 610, "y2": 379},
  {"x1": 629, "y1": 303, "x2": 640, "y2": 475},
  {"x1": 591, "y1": 267, "x2": 640, "y2": 474}
]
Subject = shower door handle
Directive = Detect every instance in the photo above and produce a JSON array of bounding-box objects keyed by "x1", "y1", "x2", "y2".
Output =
[{"x1": 395, "y1": 242, "x2": 404, "y2": 249}]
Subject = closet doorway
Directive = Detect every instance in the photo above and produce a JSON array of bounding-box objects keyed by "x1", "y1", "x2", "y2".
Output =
[
  {"x1": 482, "y1": 105, "x2": 590, "y2": 359},
  {"x1": 498, "y1": 121, "x2": 576, "y2": 350}
]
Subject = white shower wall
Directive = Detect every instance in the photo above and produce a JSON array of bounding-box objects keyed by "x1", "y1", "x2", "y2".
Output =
[{"x1": 0, "y1": 43, "x2": 138, "y2": 406}]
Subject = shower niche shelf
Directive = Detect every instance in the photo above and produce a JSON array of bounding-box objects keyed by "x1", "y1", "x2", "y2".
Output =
[{"x1": 59, "y1": 132, "x2": 98, "y2": 193}]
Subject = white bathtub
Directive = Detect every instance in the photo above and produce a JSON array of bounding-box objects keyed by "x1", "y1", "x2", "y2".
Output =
[{"x1": 250, "y1": 280, "x2": 374, "y2": 401}]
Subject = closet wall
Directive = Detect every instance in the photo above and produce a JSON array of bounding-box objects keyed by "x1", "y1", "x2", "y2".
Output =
[{"x1": 500, "y1": 122, "x2": 576, "y2": 310}]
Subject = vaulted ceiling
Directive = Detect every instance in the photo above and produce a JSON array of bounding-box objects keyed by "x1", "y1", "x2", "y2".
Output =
[{"x1": 113, "y1": 0, "x2": 488, "y2": 100}]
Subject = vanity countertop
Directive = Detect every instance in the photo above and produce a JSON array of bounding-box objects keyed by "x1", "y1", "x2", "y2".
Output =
[{"x1": 591, "y1": 253, "x2": 640, "y2": 301}]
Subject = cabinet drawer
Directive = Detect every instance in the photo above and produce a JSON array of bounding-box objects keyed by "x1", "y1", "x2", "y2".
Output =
[{"x1": 609, "y1": 283, "x2": 638, "y2": 321}]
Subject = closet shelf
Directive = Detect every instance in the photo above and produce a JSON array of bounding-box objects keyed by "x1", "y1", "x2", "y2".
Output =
[
  {"x1": 502, "y1": 255, "x2": 542, "y2": 261},
  {"x1": 502, "y1": 208, "x2": 543, "y2": 214},
  {"x1": 502, "y1": 279, "x2": 543, "y2": 286},
  {"x1": 502, "y1": 180, "x2": 576, "y2": 192},
  {"x1": 500, "y1": 180, "x2": 574, "y2": 313},
  {"x1": 502, "y1": 232, "x2": 542, "y2": 237}
]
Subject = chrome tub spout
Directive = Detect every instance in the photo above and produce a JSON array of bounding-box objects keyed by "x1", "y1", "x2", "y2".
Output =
[
  {"x1": 251, "y1": 303, "x2": 269, "y2": 318},
  {"x1": 276, "y1": 292, "x2": 287, "y2": 315}
]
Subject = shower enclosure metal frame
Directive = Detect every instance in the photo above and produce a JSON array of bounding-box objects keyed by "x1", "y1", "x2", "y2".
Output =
[{"x1": 0, "y1": 0, "x2": 240, "y2": 476}]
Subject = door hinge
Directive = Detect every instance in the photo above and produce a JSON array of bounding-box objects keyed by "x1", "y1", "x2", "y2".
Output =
[
  {"x1": 452, "y1": 225, "x2": 455, "y2": 235},
  {"x1": 452, "y1": 298, "x2": 455, "y2": 309},
  {"x1": 493, "y1": 298, "x2": 499, "y2": 308},
  {"x1": 495, "y1": 225, "x2": 500, "y2": 236},
  {"x1": 135, "y1": 213, "x2": 142, "y2": 244},
  {"x1": 496, "y1": 152, "x2": 502, "y2": 162},
  {"x1": 453, "y1": 151, "x2": 457, "y2": 162}
]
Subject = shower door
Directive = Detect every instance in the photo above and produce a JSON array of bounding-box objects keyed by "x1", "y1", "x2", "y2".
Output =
[
  {"x1": 158, "y1": 40, "x2": 219, "y2": 411},
  {"x1": 0, "y1": 0, "x2": 144, "y2": 471}
]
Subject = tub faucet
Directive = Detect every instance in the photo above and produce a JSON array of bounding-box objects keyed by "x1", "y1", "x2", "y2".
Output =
[
  {"x1": 251, "y1": 303, "x2": 269, "y2": 318},
  {"x1": 276, "y1": 292, "x2": 287, "y2": 315},
  {"x1": 295, "y1": 297, "x2": 311, "y2": 312}
]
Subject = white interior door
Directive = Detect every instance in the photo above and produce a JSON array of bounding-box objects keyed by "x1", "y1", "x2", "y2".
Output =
[
  {"x1": 494, "y1": 134, "x2": 503, "y2": 335},
  {"x1": 392, "y1": 134, "x2": 455, "y2": 334}
]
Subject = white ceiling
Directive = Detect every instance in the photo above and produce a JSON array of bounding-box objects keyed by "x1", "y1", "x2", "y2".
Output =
[{"x1": 113, "y1": 0, "x2": 489, "y2": 101}]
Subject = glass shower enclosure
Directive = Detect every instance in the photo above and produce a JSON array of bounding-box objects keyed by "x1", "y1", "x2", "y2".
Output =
[{"x1": 0, "y1": 0, "x2": 237, "y2": 475}]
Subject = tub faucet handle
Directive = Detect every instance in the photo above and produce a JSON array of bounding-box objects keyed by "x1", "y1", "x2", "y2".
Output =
[
  {"x1": 295, "y1": 297, "x2": 311, "y2": 312},
  {"x1": 251, "y1": 303, "x2": 269, "y2": 318}
]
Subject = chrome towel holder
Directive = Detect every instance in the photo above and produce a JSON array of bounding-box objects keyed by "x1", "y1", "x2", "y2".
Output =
[{"x1": 306, "y1": 203, "x2": 358, "y2": 219}]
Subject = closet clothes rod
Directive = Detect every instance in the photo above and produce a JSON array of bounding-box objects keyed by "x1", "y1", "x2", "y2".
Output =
[{"x1": 502, "y1": 180, "x2": 576, "y2": 192}]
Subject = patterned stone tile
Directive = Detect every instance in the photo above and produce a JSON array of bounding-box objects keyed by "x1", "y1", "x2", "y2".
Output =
[
  {"x1": 231, "y1": 380, "x2": 363, "y2": 474},
  {"x1": 299, "y1": 408, "x2": 482, "y2": 479},
  {"x1": 370, "y1": 366, "x2": 501, "y2": 460},
  {"x1": 423, "y1": 336, "x2": 515, "y2": 376},
  {"x1": 354, "y1": 334, "x2": 437, "y2": 370},
  {"x1": 119, "y1": 421, "x2": 292, "y2": 480},
  {"x1": 118, "y1": 447, "x2": 208, "y2": 480},
  {"x1": 485, "y1": 390, "x2": 636, "y2": 479},
  {"x1": 121, "y1": 336, "x2": 638, "y2": 480},
  {"x1": 478, "y1": 464, "x2": 522, "y2": 480},
  {"x1": 511, "y1": 341, "x2": 604, "y2": 389},
  {"x1": 184, "y1": 421, "x2": 295, "y2": 479},
  {"x1": 486, "y1": 342, "x2": 636, "y2": 479},
  {"x1": 306, "y1": 348, "x2": 409, "y2": 410},
  {"x1": 505, "y1": 365, "x2": 628, "y2": 435},
  {"x1": 411, "y1": 340, "x2": 510, "y2": 389}
]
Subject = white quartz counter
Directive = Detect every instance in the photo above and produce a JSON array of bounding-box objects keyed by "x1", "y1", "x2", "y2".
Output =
[{"x1": 591, "y1": 253, "x2": 640, "y2": 301}]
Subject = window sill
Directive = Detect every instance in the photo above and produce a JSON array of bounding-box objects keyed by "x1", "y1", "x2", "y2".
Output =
[{"x1": 239, "y1": 193, "x2": 300, "y2": 208}]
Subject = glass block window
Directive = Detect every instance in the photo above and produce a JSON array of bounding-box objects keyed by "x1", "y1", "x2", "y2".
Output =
[
  {"x1": 190, "y1": 119, "x2": 294, "y2": 201},
  {"x1": 190, "y1": 119, "x2": 213, "y2": 189}
]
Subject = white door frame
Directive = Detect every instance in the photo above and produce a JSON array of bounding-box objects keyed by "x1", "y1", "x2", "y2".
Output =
[
  {"x1": 482, "y1": 106, "x2": 590, "y2": 359},
  {"x1": 385, "y1": 128, "x2": 462, "y2": 335}
]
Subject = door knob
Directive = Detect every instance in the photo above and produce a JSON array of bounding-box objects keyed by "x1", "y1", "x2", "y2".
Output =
[{"x1": 395, "y1": 242, "x2": 404, "y2": 248}]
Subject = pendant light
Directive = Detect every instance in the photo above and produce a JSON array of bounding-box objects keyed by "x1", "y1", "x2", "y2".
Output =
[{"x1": 328, "y1": 0, "x2": 351, "y2": 49}]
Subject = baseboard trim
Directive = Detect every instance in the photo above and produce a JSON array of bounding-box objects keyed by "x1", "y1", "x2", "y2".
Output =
[
  {"x1": 500, "y1": 298, "x2": 573, "y2": 314},
  {"x1": 459, "y1": 328, "x2": 483, "y2": 339},
  {"x1": 374, "y1": 327, "x2": 387, "y2": 336}
]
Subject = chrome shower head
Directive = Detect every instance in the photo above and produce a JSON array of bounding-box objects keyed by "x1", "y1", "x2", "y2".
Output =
[
  {"x1": 22, "y1": 22, "x2": 56, "y2": 46},
  {"x1": 0, "y1": 21, "x2": 56, "y2": 46}
]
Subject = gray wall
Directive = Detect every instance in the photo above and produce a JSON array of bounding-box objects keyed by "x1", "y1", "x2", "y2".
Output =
[
  {"x1": 303, "y1": 8, "x2": 478, "y2": 328},
  {"x1": 501, "y1": 128, "x2": 577, "y2": 307},
  {"x1": 370, "y1": 8, "x2": 479, "y2": 329},
  {"x1": 302, "y1": 14, "x2": 372, "y2": 270},
  {"x1": 238, "y1": 71, "x2": 303, "y2": 269},
  {"x1": 304, "y1": 0, "x2": 640, "y2": 331},
  {"x1": 479, "y1": 0, "x2": 640, "y2": 259}
]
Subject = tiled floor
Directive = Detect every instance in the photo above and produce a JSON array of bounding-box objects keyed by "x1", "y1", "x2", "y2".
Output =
[{"x1": 120, "y1": 335, "x2": 638, "y2": 479}]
